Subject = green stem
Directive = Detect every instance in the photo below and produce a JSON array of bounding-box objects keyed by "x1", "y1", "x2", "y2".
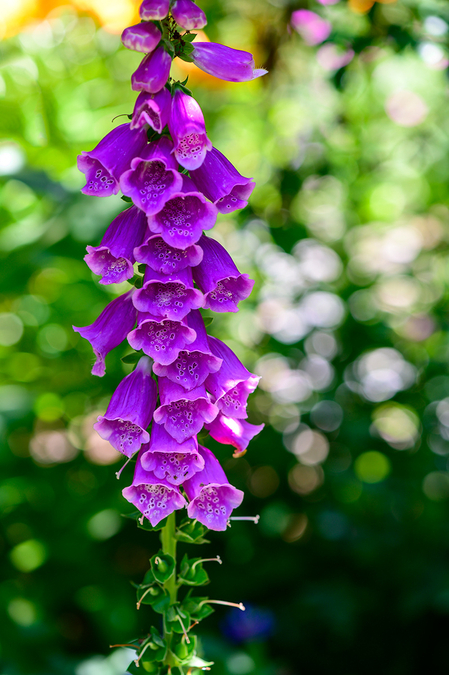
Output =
[{"x1": 161, "y1": 511, "x2": 178, "y2": 667}]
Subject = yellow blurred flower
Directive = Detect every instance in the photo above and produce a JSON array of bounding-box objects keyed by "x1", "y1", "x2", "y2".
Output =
[{"x1": 349, "y1": 0, "x2": 396, "y2": 14}]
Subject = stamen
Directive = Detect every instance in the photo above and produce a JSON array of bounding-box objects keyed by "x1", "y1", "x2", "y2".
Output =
[
  {"x1": 191, "y1": 556, "x2": 222, "y2": 571},
  {"x1": 228, "y1": 515, "x2": 260, "y2": 524},
  {"x1": 175, "y1": 609, "x2": 191, "y2": 644},
  {"x1": 109, "y1": 643, "x2": 139, "y2": 648},
  {"x1": 133, "y1": 640, "x2": 152, "y2": 666},
  {"x1": 155, "y1": 556, "x2": 162, "y2": 565},
  {"x1": 198, "y1": 599, "x2": 245, "y2": 611},
  {"x1": 136, "y1": 586, "x2": 154, "y2": 610},
  {"x1": 116, "y1": 456, "x2": 132, "y2": 479}
]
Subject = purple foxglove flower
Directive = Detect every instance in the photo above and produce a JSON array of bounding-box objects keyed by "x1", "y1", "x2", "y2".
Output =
[
  {"x1": 127, "y1": 313, "x2": 196, "y2": 365},
  {"x1": 171, "y1": 0, "x2": 207, "y2": 30},
  {"x1": 93, "y1": 357, "x2": 157, "y2": 457},
  {"x1": 121, "y1": 22, "x2": 161, "y2": 53},
  {"x1": 184, "y1": 446, "x2": 244, "y2": 531},
  {"x1": 120, "y1": 137, "x2": 183, "y2": 216},
  {"x1": 141, "y1": 424, "x2": 204, "y2": 485},
  {"x1": 206, "y1": 414, "x2": 264, "y2": 458},
  {"x1": 139, "y1": 0, "x2": 169, "y2": 20},
  {"x1": 122, "y1": 446, "x2": 186, "y2": 527},
  {"x1": 193, "y1": 235, "x2": 254, "y2": 312},
  {"x1": 73, "y1": 290, "x2": 137, "y2": 377},
  {"x1": 291, "y1": 10, "x2": 332, "y2": 46},
  {"x1": 168, "y1": 89, "x2": 212, "y2": 170},
  {"x1": 153, "y1": 310, "x2": 222, "y2": 390},
  {"x1": 192, "y1": 43, "x2": 267, "y2": 83},
  {"x1": 147, "y1": 175, "x2": 217, "y2": 249},
  {"x1": 153, "y1": 379, "x2": 218, "y2": 443},
  {"x1": 131, "y1": 88, "x2": 172, "y2": 133},
  {"x1": 133, "y1": 266, "x2": 203, "y2": 321},
  {"x1": 77, "y1": 124, "x2": 147, "y2": 197},
  {"x1": 132, "y1": 45, "x2": 172, "y2": 94},
  {"x1": 190, "y1": 147, "x2": 255, "y2": 213},
  {"x1": 206, "y1": 337, "x2": 259, "y2": 418},
  {"x1": 84, "y1": 206, "x2": 147, "y2": 285},
  {"x1": 134, "y1": 234, "x2": 203, "y2": 275}
]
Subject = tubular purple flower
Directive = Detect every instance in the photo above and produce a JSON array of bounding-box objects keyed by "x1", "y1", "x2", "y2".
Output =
[
  {"x1": 291, "y1": 10, "x2": 332, "y2": 46},
  {"x1": 93, "y1": 357, "x2": 157, "y2": 457},
  {"x1": 206, "y1": 337, "x2": 259, "y2": 418},
  {"x1": 77, "y1": 124, "x2": 147, "y2": 197},
  {"x1": 121, "y1": 22, "x2": 161, "y2": 53},
  {"x1": 153, "y1": 310, "x2": 222, "y2": 390},
  {"x1": 84, "y1": 206, "x2": 147, "y2": 285},
  {"x1": 139, "y1": 0, "x2": 169, "y2": 20},
  {"x1": 131, "y1": 88, "x2": 172, "y2": 133},
  {"x1": 171, "y1": 0, "x2": 207, "y2": 30},
  {"x1": 193, "y1": 235, "x2": 254, "y2": 312},
  {"x1": 153, "y1": 380, "x2": 218, "y2": 443},
  {"x1": 147, "y1": 175, "x2": 217, "y2": 249},
  {"x1": 131, "y1": 45, "x2": 172, "y2": 94},
  {"x1": 132, "y1": 267, "x2": 204, "y2": 321},
  {"x1": 122, "y1": 446, "x2": 187, "y2": 527},
  {"x1": 134, "y1": 235, "x2": 203, "y2": 275},
  {"x1": 141, "y1": 424, "x2": 204, "y2": 485},
  {"x1": 206, "y1": 414, "x2": 264, "y2": 458},
  {"x1": 127, "y1": 313, "x2": 196, "y2": 365},
  {"x1": 192, "y1": 43, "x2": 267, "y2": 83},
  {"x1": 183, "y1": 446, "x2": 244, "y2": 531},
  {"x1": 73, "y1": 290, "x2": 137, "y2": 377},
  {"x1": 168, "y1": 89, "x2": 212, "y2": 170},
  {"x1": 120, "y1": 137, "x2": 183, "y2": 216},
  {"x1": 190, "y1": 147, "x2": 255, "y2": 213}
]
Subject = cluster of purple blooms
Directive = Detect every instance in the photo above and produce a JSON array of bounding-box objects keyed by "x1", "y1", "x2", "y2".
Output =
[{"x1": 73, "y1": 0, "x2": 267, "y2": 532}]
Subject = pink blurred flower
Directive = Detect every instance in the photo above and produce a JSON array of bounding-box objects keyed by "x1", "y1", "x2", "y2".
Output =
[
  {"x1": 316, "y1": 43, "x2": 354, "y2": 70},
  {"x1": 291, "y1": 10, "x2": 332, "y2": 46}
]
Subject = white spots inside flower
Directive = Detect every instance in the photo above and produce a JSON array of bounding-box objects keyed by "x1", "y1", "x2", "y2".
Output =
[
  {"x1": 152, "y1": 238, "x2": 188, "y2": 273},
  {"x1": 164, "y1": 399, "x2": 198, "y2": 438},
  {"x1": 132, "y1": 161, "x2": 172, "y2": 208},
  {"x1": 153, "y1": 452, "x2": 199, "y2": 483},
  {"x1": 151, "y1": 282, "x2": 188, "y2": 314},
  {"x1": 177, "y1": 133, "x2": 203, "y2": 163},
  {"x1": 143, "y1": 320, "x2": 180, "y2": 354},
  {"x1": 159, "y1": 196, "x2": 203, "y2": 242},
  {"x1": 115, "y1": 419, "x2": 142, "y2": 452},
  {"x1": 209, "y1": 278, "x2": 236, "y2": 305},
  {"x1": 136, "y1": 484, "x2": 173, "y2": 521},
  {"x1": 221, "y1": 386, "x2": 244, "y2": 413},
  {"x1": 87, "y1": 160, "x2": 115, "y2": 193},
  {"x1": 195, "y1": 486, "x2": 227, "y2": 524}
]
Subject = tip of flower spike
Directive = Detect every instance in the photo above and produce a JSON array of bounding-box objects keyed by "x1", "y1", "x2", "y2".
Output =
[{"x1": 252, "y1": 68, "x2": 268, "y2": 79}]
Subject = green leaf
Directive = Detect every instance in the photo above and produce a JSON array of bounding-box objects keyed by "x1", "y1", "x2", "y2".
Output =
[
  {"x1": 181, "y1": 592, "x2": 215, "y2": 623},
  {"x1": 137, "y1": 516, "x2": 168, "y2": 532},
  {"x1": 178, "y1": 53, "x2": 194, "y2": 63},
  {"x1": 143, "y1": 568, "x2": 155, "y2": 585},
  {"x1": 126, "y1": 273, "x2": 143, "y2": 288},
  {"x1": 202, "y1": 316, "x2": 214, "y2": 327},
  {"x1": 121, "y1": 351, "x2": 141, "y2": 365},
  {"x1": 150, "y1": 549, "x2": 176, "y2": 583},
  {"x1": 121, "y1": 195, "x2": 133, "y2": 203},
  {"x1": 182, "y1": 32, "x2": 197, "y2": 42},
  {"x1": 178, "y1": 554, "x2": 210, "y2": 586},
  {"x1": 175, "y1": 518, "x2": 209, "y2": 544},
  {"x1": 138, "y1": 264, "x2": 146, "y2": 274}
]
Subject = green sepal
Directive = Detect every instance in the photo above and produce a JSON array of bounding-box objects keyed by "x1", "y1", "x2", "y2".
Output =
[
  {"x1": 121, "y1": 511, "x2": 168, "y2": 532},
  {"x1": 171, "y1": 634, "x2": 197, "y2": 665},
  {"x1": 143, "y1": 568, "x2": 155, "y2": 585},
  {"x1": 126, "y1": 273, "x2": 144, "y2": 288},
  {"x1": 137, "y1": 584, "x2": 171, "y2": 613},
  {"x1": 182, "y1": 592, "x2": 215, "y2": 622},
  {"x1": 126, "y1": 661, "x2": 140, "y2": 674},
  {"x1": 162, "y1": 39, "x2": 175, "y2": 56},
  {"x1": 150, "y1": 549, "x2": 176, "y2": 583},
  {"x1": 165, "y1": 603, "x2": 191, "y2": 634},
  {"x1": 202, "y1": 316, "x2": 213, "y2": 327},
  {"x1": 178, "y1": 554, "x2": 210, "y2": 586},
  {"x1": 178, "y1": 52, "x2": 194, "y2": 63},
  {"x1": 121, "y1": 351, "x2": 142, "y2": 365},
  {"x1": 185, "y1": 655, "x2": 214, "y2": 669},
  {"x1": 121, "y1": 195, "x2": 133, "y2": 203},
  {"x1": 175, "y1": 517, "x2": 209, "y2": 544},
  {"x1": 182, "y1": 32, "x2": 196, "y2": 43},
  {"x1": 138, "y1": 627, "x2": 167, "y2": 664},
  {"x1": 138, "y1": 264, "x2": 146, "y2": 274}
]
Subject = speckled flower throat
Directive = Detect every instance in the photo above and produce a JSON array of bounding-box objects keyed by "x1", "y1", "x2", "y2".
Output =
[{"x1": 74, "y1": 1, "x2": 266, "y2": 671}]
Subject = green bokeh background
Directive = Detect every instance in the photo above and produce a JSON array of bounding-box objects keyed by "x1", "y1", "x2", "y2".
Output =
[{"x1": 2, "y1": 0, "x2": 449, "y2": 673}]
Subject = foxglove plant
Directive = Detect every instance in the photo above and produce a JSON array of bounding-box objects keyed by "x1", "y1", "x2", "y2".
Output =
[{"x1": 75, "y1": 5, "x2": 266, "y2": 672}]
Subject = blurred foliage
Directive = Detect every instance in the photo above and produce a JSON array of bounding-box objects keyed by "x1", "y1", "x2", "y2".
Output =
[{"x1": 2, "y1": 0, "x2": 449, "y2": 673}]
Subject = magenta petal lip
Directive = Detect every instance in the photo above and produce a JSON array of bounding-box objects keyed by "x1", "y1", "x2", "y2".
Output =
[
  {"x1": 132, "y1": 267, "x2": 204, "y2": 320},
  {"x1": 134, "y1": 235, "x2": 203, "y2": 274},
  {"x1": 154, "y1": 381, "x2": 219, "y2": 443},
  {"x1": 168, "y1": 89, "x2": 212, "y2": 171},
  {"x1": 127, "y1": 314, "x2": 196, "y2": 365},
  {"x1": 131, "y1": 89, "x2": 172, "y2": 133}
]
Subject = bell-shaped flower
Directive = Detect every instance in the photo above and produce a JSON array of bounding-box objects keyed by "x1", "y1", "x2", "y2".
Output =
[
  {"x1": 206, "y1": 337, "x2": 259, "y2": 418},
  {"x1": 134, "y1": 234, "x2": 203, "y2": 275},
  {"x1": 171, "y1": 0, "x2": 207, "y2": 30},
  {"x1": 120, "y1": 137, "x2": 183, "y2": 216},
  {"x1": 127, "y1": 312, "x2": 196, "y2": 365},
  {"x1": 193, "y1": 235, "x2": 254, "y2": 312},
  {"x1": 168, "y1": 89, "x2": 212, "y2": 170},
  {"x1": 190, "y1": 147, "x2": 255, "y2": 213},
  {"x1": 122, "y1": 447, "x2": 186, "y2": 527},
  {"x1": 77, "y1": 124, "x2": 147, "y2": 197},
  {"x1": 147, "y1": 175, "x2": 217, "y2": 249},
  {"x1": 183, "y1": 446, "x2": 244, "y2": 531},
  {"x1": 154, "y1": 310, "x2": 222, "y2": 390},
  {"x1": 206, "y1": 414, "x2": 264, "y2": 458},
  {"x1": 93, "y1": 357, "x2": 157, "y2": 457},
  {"x1": 84, "y1": 206, "x2": 147, "y2": 285},
  {"x1": 73, "y1": 290, "x2": 137, "y2": 376},
  {"x1": 139, "y1": 0, "x2": 169, "y2": 20},
  {"x1": 131, "y1": 88, "x2": 172, "y2": 133},
  {"x1": 191, "y1": 43, "x2": 267, "y2": 82},
  {"x1": 131, "y1": 45, "x2": 172, "y2": 94},
  {"x1": 132, "y1": 266, "x2": 203, "y2": 321},
  {"x1": 121, "y1": 22, "x2": 161, "y2": 53},
  {"x1": 141, "y1": 424, "x2": 204, "y2": 485},
  {"x1": 154, "y1": 379, "x2": 218, "y2": 443},
  {"x1": 291, "y1": 10, "x2": 332, "y2": 46}
]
